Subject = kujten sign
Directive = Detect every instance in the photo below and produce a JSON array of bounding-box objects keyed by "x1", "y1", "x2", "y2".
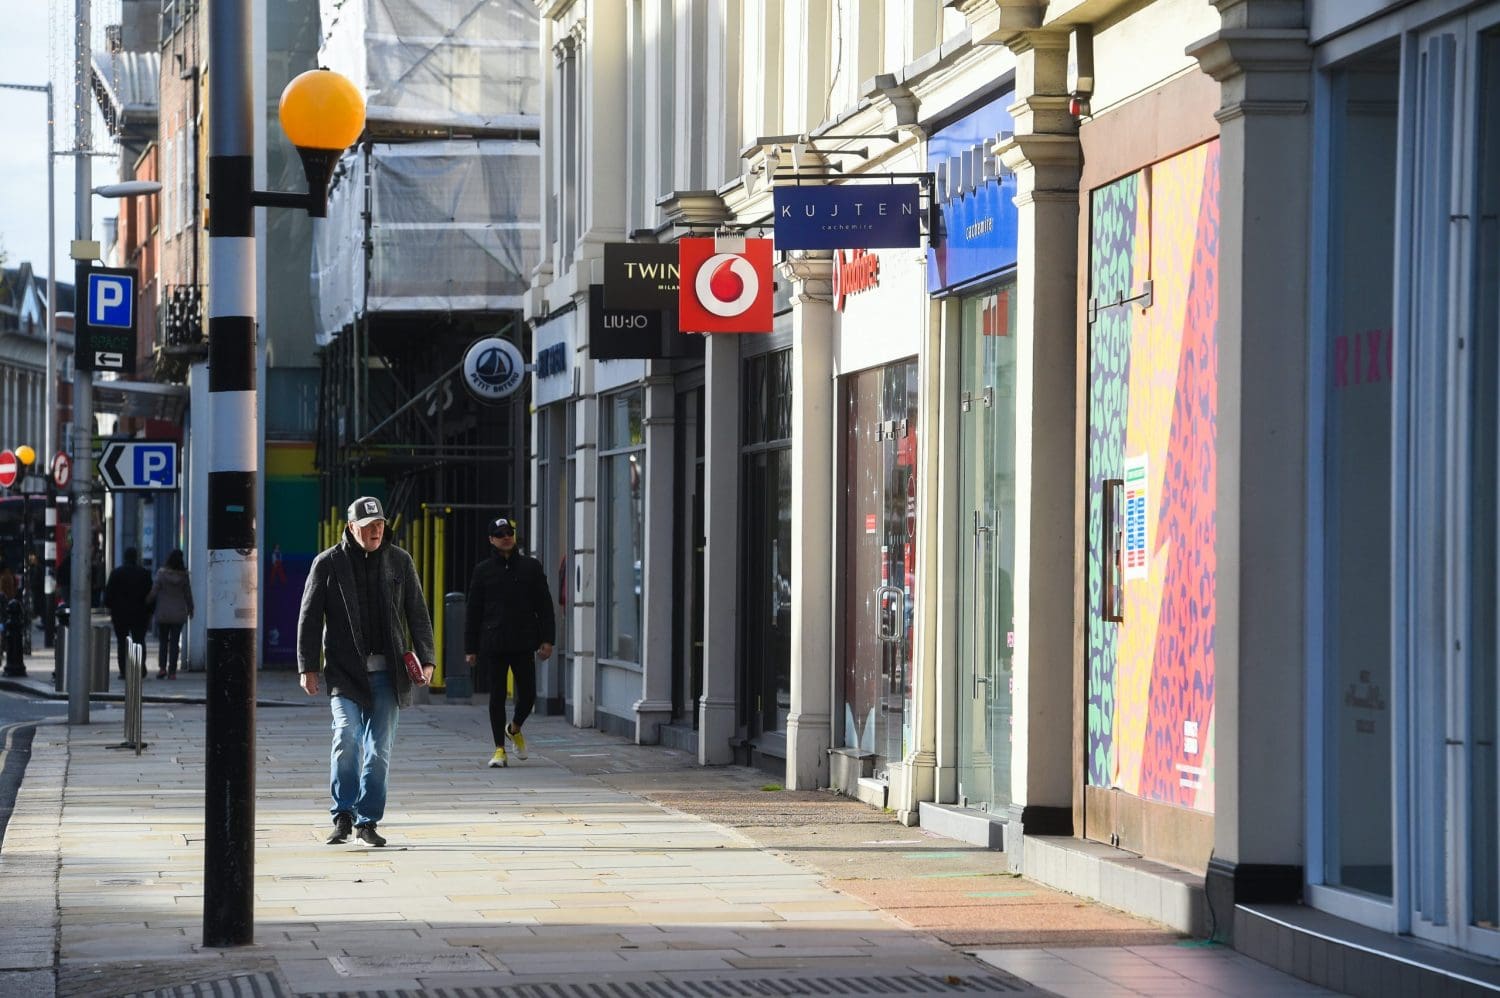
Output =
[{"x1": 773, "y1": 184, "x2": 921, "y2": 250}]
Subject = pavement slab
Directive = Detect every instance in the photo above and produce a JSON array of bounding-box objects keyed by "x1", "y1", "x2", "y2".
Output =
[{"x1": 0, "y1": 660, "x2": 1346, "y2": 996}]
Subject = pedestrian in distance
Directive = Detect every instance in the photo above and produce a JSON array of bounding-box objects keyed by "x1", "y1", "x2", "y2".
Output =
[
  {"x1": 298, "y1": 496, "x2": 435, "y2": 848},
  {"x1": 103, "y1": 547, "x2": 153, "y2": 679},
  {"x1": 147, "y1": 549, "x2": 193, "y2": 679},
  {"x1": 465, "y1": 515, "x2": 555, "y2": 769},
  {"x1": 0, "y1": 559, "x2": 17, "y2": 601}
]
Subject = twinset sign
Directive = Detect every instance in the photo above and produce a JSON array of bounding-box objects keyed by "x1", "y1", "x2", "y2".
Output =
[
  {"x1": 604, "y1": 245, "x2": 679, "y2": 310},
  {"x1": 832, "y1": 249, "x2": 881, "y2": 312},
  {"x1": 772, "y1": 185, "x2": 921, "y2": 250}
]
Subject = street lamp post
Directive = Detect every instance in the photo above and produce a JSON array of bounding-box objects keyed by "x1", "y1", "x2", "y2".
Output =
[{"x1": 204, "y1": 1, "x2": 363, "y2": 945}]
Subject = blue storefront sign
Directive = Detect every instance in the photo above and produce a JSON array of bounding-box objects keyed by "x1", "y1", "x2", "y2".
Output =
[
  {"x1": 773, "y1": 184, "x2": 921, "y2": 250},
  {"x1": 927, "y1": 92, "x2": 1019, "y2": 294}
]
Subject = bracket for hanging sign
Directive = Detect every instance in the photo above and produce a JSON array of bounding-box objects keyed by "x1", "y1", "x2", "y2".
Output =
[{"x1": 1087, "y1": 280, "x2": 1153, "y2": 324}]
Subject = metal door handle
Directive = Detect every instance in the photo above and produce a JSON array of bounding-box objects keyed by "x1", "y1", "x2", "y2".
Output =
[
  {"x1": 876, "y1": 584, "x2": 905, "y2": 643},
  {"x1": 1102, "y1": 479, "x2": 1124, "y2": 622},
  {"x1": 973, "y1": 511, "x2": 991, "y2": 698}
]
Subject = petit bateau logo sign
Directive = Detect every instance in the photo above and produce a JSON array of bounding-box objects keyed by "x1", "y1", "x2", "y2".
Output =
[{"x1": 832, "y1": 249, "x2": 880, "y2": 312}]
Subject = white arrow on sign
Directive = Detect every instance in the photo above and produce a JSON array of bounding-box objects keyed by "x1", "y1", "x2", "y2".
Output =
[
  {"x1": 95, "y1": 351, "x2": 125, "y2": 369},
  {"x1": 98, "y1": 440, "x2": 178, "y2": 490}
]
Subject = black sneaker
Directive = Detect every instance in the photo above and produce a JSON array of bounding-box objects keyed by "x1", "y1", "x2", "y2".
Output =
[
  {"x1": 325, "y1": 813, "x2": 353, "y2": 845},
  {"x1": 355, "y1": 824, "x2": 386, "y2": 847}
]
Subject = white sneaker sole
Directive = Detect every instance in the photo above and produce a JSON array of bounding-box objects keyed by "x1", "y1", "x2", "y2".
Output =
[
  {"x1": 506, "y1": 732, "x2": 528, "y2": 760},
  {"x1": 488, "y1": 757, "x2": 507, "y2": 768}
]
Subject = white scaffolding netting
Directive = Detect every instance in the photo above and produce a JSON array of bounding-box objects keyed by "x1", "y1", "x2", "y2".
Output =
[
  {"x1": 319, "y1": 0, "x2": 540, "y2": 132},
  {"x1": 311, "y1": 139, "x2": 541, "y2": 344}
]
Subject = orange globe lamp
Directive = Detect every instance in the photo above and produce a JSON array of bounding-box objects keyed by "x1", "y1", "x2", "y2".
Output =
[
  {"x1": 15, "y1": 445, "x2": 35, "y2": 467},
  {"x1": 276, "y1": 69, "x2": 366, "y2": 217}
]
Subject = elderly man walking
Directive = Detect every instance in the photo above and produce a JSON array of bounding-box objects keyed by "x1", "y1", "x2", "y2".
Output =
[{"x1": 297, "y1": 496, "x2": 435, "y2": 847}]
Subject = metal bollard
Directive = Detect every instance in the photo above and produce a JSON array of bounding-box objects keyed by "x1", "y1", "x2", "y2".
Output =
[
  {"x1": 442, "y1": 593, "x2": 471, "y2": 703},
  {"x1": 110, "y1": 641, "x2": 147, "y2": 755}
]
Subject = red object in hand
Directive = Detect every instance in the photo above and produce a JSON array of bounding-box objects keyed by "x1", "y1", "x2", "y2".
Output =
[{"x1": 403, "y1": 651, "x2": 427, "y2": 685}]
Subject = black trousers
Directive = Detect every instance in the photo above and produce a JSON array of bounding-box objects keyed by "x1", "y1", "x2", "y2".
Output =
[
  {"x1": 157, "y1": 622, "x2": 183, "y2": 675},
  {"x1": 487, "y1": 651, "x2": 536, "y2": 745},
  {"x1": 113, "y1": 618, "x2": 147, "y2": 676}
]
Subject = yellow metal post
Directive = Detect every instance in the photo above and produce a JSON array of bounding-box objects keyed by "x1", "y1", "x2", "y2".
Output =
[
  {"x1": 411, "y1": 505, "x2": 424, "y2": 602},
  {"x1": 433, "y1": 510, "x2": 446, "y2": 688},
  {"x1": 422, "y1": 505, "x2": 435, "y2": 620}
]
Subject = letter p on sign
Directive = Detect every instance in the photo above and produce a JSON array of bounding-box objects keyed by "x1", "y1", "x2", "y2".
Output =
[{"x1": 89, "y1": 273, "x2": 134, "y2": 328}]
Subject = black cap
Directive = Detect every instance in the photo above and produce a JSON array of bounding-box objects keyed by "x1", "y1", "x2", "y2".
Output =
[
  {"x1": 489, "y1": 516, "x2": 518, "y2": 538},
  {"x1": 347, "y1": 496, "x2": 386, "y2": 526}
]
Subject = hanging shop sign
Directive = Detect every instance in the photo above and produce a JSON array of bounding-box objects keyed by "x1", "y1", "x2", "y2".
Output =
[
  {"x1": 604, "y1": 243, "x2": 680, "y2": 311},
  {"x1": 927, "y1": 95, "x2": 1020, "y2": 293},
  {"x1": 677, "y1": 237, "x2": 774, "y2": 334},
  {"x1": 588, "y1": 286, "x2": 702, "y2": 361},
  {"x1": 461, "y1": 335, "x2": 526, "y2": 403},
  {"x1": 772, "y1": 184, "x2": 921, "y2": 250},
  {"x1": 832, "y1": 249, "x2": 881, "y2": 312}
]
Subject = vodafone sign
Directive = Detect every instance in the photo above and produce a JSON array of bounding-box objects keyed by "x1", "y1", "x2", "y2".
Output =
[
  {"x1": 833, "y1": 249, "x2": 880, "y2": 312},
  {"x1": 678, "y1": 238, "x2": 773, "y2": 333}
]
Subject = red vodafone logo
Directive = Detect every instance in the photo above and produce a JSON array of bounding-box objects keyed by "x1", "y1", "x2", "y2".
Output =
[
  {"x1": 833, "y1": 249, "x2": 880, "y2": 312},
  {"x1": 678, "y1": 238, "x2": 773, "y2": 333}
]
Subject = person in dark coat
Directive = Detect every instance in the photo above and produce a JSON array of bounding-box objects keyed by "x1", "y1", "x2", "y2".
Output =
[
  {"x1": 104, "y1": 547, "x2": 153, "y2": 678},
  {"x1": 147, "y1": 549, "x2": 193, "y2": 678},
  {"x1": 298, "y1": 496, "x2": 435, "y2": 848},
  {"x1": 465, "y1": 515, "x2": 555, "y2": 768}
]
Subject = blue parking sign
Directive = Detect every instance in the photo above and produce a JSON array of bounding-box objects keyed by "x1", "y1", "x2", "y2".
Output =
[
  {"x1": 76, "y1": 263, "x2": 138, "y2": 374},
  {"x1": 88, "y1": 273, "x2": 134, "y2": 328}
]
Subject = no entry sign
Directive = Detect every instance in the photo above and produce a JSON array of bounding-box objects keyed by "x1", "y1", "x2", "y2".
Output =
[{"x1": 0, "y1": 450, "x2": 17, "y2": 489}]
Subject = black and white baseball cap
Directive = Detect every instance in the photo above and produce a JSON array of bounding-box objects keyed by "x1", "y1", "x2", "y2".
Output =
[{"x1": 347, "y1": 496, "x2": 386, "y2": 527}]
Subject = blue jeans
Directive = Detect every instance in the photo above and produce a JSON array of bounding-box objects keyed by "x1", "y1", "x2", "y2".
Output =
[{"x1": 328, "y1": 670, "x2": 398, "y2": 826}]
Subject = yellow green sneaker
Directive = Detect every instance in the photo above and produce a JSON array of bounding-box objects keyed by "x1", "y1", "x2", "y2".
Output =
[
  {"x1": 487, "y1": 746, "x2": 507, "y2": 768},
  {"x1": 506, "y1": 725, "x2": 528, "y2": 761}
]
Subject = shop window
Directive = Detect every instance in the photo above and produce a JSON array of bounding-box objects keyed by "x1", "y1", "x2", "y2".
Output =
[
  {"x1": 740, "y1": 350, "x2": 793, "y2": 735},
  {"x1": 1320, "y1": 42, "x2": 1399, "y2": 900},
  {"x1": 599, "y1": 389, "x2": 645, "y2": 663}
]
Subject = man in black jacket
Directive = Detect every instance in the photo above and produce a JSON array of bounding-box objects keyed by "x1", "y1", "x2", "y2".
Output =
[
  {"x1": 103, "y1": 547, "x2": 153, "y2": 679},
  {"x1": 465, "y1": 515, "x2": 554, "y2": 768},
  {"x1": 297, "y1": 496, "x2": 435, "y2": 847}
]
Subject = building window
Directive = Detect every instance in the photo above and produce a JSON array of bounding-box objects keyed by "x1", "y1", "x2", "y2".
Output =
[
  {"x1": 1319, "y1": 41, "x2": 1399, "y2": 902},
  {"x1": 740, "y1": 349, "x2": 793, "y2": 735},
  {"x1": 599, "y1": 389, "x2": 645, "y2": 663}
]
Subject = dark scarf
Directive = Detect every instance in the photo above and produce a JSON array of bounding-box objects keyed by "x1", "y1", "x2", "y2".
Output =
[{"x1": 342, "y1": 530, "x2": 388, "y2": 660}]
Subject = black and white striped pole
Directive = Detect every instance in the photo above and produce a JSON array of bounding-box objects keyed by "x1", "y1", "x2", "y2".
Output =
[{"x1": 204, "y1": 0, "x2": 363, "y2": 946}]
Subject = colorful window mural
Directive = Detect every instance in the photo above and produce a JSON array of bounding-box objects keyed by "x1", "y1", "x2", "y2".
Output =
[{"x1": 1086, "y1": 140, "x2": 1219, "y2": 812}]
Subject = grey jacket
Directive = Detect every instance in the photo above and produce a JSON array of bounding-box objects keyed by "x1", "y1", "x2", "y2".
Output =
[
  {"x1": 148, "y1": 567, "x2": 193, "y2": 625},
  {"x1": 296, "y1": 529, "x2": 435, "y2": 709}
]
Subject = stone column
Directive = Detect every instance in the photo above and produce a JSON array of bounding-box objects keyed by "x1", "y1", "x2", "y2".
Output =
[
  {"x1": 782, "y1": 252, "x2": 836, "y2": 790},
  {"x1": 698, "y1": 332, "x2": 740, "y2": 764},
  {"x1": 634, "y1": 366, "x2": 676, "y2": 742},
  {"x1": 995, "y1": 30, "x2": 1080, "y2": 850},
  {"x1": 1188, "y1": 0, "x2": 1312, "y2": 923}
]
